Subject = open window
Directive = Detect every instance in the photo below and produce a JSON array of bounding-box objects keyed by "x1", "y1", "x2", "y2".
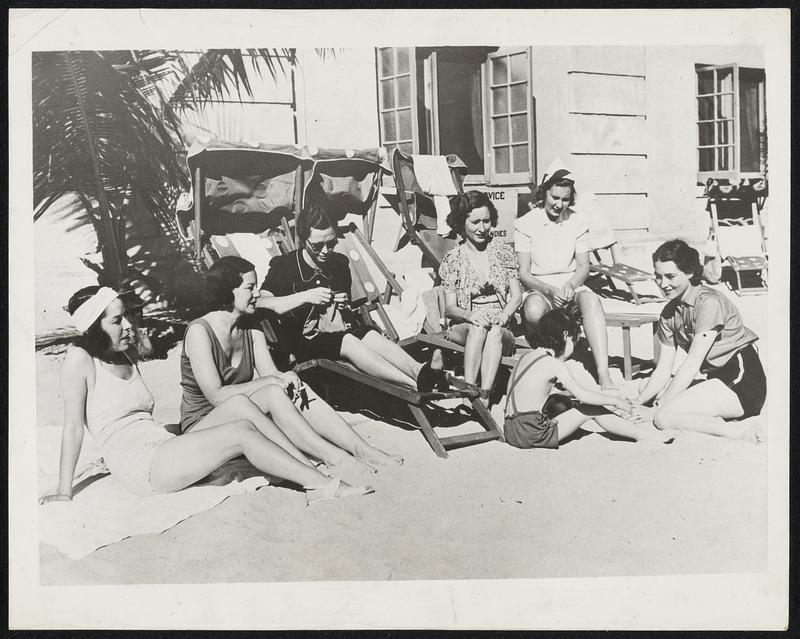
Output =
[
  {"x1": 376, "y1": 47, "x2": 534, "y2": 186},
  {"x1": 696, "y1": 63, "x2": 767, "y2": 183}
]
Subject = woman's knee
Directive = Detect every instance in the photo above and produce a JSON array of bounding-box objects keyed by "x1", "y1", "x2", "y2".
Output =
[
  {"x1": 486, "y1": 324, "x2": 504, "y2": 343},
  {"x1": 467, "y1": 323, "x2": 488, "y2": 340},
  {"x1": 576, "y1": 289, "x2": 603, "y2": 314},
  {"x1": 522, "y1": 294, "x2": 548, "y2": 325},
  {"x1": 653, "y1": 406, "x2": 678, "y2": 430},
  {"x1": 226, "y1": 418, "x2": 259, "y2": 441},
  {"x1": 222, "y1": 393, "x2": 258, "y2": 412}
]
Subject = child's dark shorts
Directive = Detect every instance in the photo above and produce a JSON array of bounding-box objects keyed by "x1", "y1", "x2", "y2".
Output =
[
  {"x1": 504, "y1": 410, "x2": 560, "y2": 449},
  {"x1": 299, "y1": 325, "x2": 378, "y2": 362},
  {"x1": 704, "y1": 343, "x2": 766, "y2": 418}
]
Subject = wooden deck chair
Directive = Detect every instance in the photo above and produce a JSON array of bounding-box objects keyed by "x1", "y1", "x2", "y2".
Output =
[
  {"x1": 515, "y1": 192, "x2": 660, "y2": 305},
  {"x1": 294, "y1": 357, "x2": 504, "y2": 458},
  {"x1": 301, "y1": 153, "x2": 406, "y2": 340},
  {"x1": 385, "y1": 148, "x2": 468, "y2": 271},
  {"x1": 709, "y1": 197, "x2": 768, "y2": 295}
]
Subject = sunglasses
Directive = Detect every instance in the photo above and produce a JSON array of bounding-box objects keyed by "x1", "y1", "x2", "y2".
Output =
[{"x1": 307, "y1": 238, "x2": 338, "y2": 253}]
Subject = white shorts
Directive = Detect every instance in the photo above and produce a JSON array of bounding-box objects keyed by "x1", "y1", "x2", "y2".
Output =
[{"x1": 522, "y1": 272, "x2": 591, "y2": 308}]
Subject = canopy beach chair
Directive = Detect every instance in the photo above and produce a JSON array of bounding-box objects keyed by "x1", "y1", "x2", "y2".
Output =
[
  {"x1": 708, "y1": 195, "x2": 768, "y2": 296},
  {"x1": 177, "y1": 139, "x2": 504, "y2": 458}
]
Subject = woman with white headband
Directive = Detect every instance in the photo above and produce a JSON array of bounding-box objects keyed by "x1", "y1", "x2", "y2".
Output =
[
  {"x1": 39, "y1": 286, "x2": 373, "y2": 504},
  {"x1": 514, "y1": 160, "x2": 615, "y2": 390}
]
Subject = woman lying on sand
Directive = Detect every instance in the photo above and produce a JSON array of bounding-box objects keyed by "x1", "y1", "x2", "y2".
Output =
[
  {"x1": 39, "y1": 287, "x2": 372, "y2": 504},
  {"x1": 632, "y1": 239, "x2": 766, "y2": 443},
  {"x1": 180, "y1": 256, "x2": 403, "y2": 475},
  {"x1": 503, "y1": 305, "x2": 676, "y2": 449}
]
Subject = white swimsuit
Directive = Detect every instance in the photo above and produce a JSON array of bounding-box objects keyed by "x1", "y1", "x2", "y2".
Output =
[{"x1": 86, "y1": 358, "x2": 174, "y2": 496}]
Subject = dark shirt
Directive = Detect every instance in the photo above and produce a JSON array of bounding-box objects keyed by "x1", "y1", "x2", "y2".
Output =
[{"x1": 260, "y1": 249, "x2": 352, "y2": 346}]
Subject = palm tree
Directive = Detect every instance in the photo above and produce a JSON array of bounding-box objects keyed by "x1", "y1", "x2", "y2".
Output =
[{"x1": 32, "y1": 48, "x2": 302, "y2": 287}]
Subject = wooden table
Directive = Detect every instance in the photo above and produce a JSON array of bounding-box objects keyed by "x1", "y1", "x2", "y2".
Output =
[{"x1": 605, "y1": 311, "x2": 661, "y2": 380}]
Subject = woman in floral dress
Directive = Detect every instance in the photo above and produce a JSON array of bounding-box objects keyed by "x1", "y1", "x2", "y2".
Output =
[{"x1": 439, "y1": 191, "x2": 522, "y2": 404}]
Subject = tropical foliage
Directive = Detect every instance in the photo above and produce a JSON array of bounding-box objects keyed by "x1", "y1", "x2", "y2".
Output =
[{"x1": 32, "y1": 48, "x2": 301, "y2": 286}]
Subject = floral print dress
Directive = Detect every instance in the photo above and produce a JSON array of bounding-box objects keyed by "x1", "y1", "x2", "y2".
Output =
[{"x1": 438, "y1": 239, "x2": 520, "y2": 325}]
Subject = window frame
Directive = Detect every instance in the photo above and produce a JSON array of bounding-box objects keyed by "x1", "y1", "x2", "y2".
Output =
[
  {"x1": 376, "y1": 47, "x2": 420, "y2": 155},
  {"x1": 484, "y1": 47, "x2": 534, "y2": 186},
  {"x1": 696, "y1": 63, "x2": 766, "y2": 183}
]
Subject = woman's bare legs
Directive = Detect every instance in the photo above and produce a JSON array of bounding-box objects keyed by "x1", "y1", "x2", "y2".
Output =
[
  {"x1": 284, "y1": 385, "x2": 403, "y2": 467},
  {"x1": 248, "y1": 384, "x2": 377, "y2": 472},
  {"x1": 361, "y1": 331, "x2": 423, "y2": 381},
  {"x1": 339, "y1": 333, "x2": 417, "y2": 388},
  {"x1": 446, "y1": 323, "x2": 486, "y2": 385},
  {"x1": 654, "y1": 379, "x2": 762, "y2": 442},
  {"x1": 149, "y1": 419, "x2": 367, "y2": 499},
  {"x1": 187, "y1": 394, "x2": 311, "y2": 466},
  {"x1": 575, "y1": 290, "x2": 614, "y2": 390},
  {"x1": 479, "y1": 325, "x2": 511, "y2": 400}
]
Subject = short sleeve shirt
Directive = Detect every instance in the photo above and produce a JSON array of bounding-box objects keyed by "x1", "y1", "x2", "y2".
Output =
[
  {"x1": 438, "y1": 239, "x2": 519, "y2": 315},
  {"x1": 261, "y1": 249, "x2": 351, "y2": 342},
  {"x1": 657, "y1": 284, "x2": 758, "y2": 369},
  {"x1": 514, "y1": 206, "x2": 590, "y2": 275}
]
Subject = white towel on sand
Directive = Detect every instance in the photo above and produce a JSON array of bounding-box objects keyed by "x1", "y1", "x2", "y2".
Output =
[
  {"x1": 37, "y1": 426, "x2": 270, "y2": 559},
  {"x1": 39, "y1": 466, "x2": 269, "y2": 559}
]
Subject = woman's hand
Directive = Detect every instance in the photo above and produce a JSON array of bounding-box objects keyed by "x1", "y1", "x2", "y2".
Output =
[
  {"x1": 553, "y1": 282, "x2": 575, "y2": 306},
  {"x1": 468, "y1": 308, "x2": 492, "y2": 329},
  {"x1": 492, "y1": 312, "x2": 510, "y2": 327},
  {"x1": 305, "y1": 287, "x2": 332, "y2": 306},
  {"x1": 332, "y1": 292, "x2": 348, "y2": 307},
  {"x1": 630, "y1": 404, "x2": 656, "y2": 424},
  {"x1": 280, "y1": 371, "x2": 304, "y2": 392},
  {"x1": 39, "y1": 492, "x2": 72, "y2": 505}
]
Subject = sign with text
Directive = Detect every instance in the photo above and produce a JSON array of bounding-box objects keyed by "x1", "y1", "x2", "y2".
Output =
[{"x1": 470, "y1": 186, "x2": 530, "y2": 244}]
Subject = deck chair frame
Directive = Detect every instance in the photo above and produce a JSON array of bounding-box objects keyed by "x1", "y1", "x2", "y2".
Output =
[
  {"x1": 709, "y1": 198, "x2": 768, "y2": 296},
  {"x1": 388, "y1": 148, "x2": 467, "y2": 271}
]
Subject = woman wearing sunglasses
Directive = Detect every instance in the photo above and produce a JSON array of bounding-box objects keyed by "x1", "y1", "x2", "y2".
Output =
[{"x1": 259, "y1": 203, "x2": 446, "y2": 392}]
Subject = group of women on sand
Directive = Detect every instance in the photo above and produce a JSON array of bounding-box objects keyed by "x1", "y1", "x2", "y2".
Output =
[
  {"x1": 437, "y1": 163, "x2": 766, "y2": 448},
  {"x1": 40, "y1": 162, "x2": 766, "y2": 504}
]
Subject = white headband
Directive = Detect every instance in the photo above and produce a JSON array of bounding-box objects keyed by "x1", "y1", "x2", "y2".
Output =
[{"x1": 71, "y1": 287, "x2": 119, "y2": 333}]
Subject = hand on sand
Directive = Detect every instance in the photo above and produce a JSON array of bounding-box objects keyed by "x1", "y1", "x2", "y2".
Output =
[{"x1": 39, "y1": 493, "x2": 72, "y2": 505}]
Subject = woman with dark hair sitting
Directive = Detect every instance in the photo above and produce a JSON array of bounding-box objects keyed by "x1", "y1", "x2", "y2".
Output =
[
  {"x1": 258, "y1": 203, "x2": 446, "y2": 392},
  {"x1": 438, "y1": 190, "x2": 522, "y2": 403},
  {"x1": 40, "y1": 286, "x2": 369, "y2": 505},
  {"x1": 514, "y1": 161, "x2": 615, "y2": 389},
  {"x1": 180, "y1": 256, "x2": 403, "y2": 476},
  {"x1": 634, "y1": 239, "x2": 766, "y2": 442}
]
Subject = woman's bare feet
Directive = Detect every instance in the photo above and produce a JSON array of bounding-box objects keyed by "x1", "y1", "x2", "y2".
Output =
[
  {"x1": 353, "y1": 441, "x2": 404, "y2": 467},
  {"x1": 733, "y1": 418, "x2": 766, "y2": 444},
  {"x1": 634, "y1": 424, "x2": 678, "y2": 444},
  {"x1": 305, "y1": 478, "x2": 375, "y2": 505}
]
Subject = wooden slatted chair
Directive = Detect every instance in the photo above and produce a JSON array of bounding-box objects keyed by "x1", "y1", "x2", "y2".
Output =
[{"x1": 709, "y1": 197, "x2": 768, "y2": 296}]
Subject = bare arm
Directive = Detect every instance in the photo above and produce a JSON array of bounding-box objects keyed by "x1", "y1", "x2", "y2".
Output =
[
  {"x1": 516, "y1": 251, "x2": 559, "y2": 297},
  {"x1": 184, "y1": 323, "x2": 282, "y2": 406},
  {"x1": 252, "y1": 330, "x2": 302, "y2": 389},
  {"x1": 658, "y1": 330, "x2": 718, "y2": 406},
  {"x1": 256, "y1": 287, "x2": 331, "y2": 314},
  {"x1": 497, "y1": 277, "x2": 523, "y2": 325},
  {"x1": 636, "y1": 343, "x2": 677, "y2": 405},
  {"x1": 568, "y1": 251, "x2": 591, "y2": 288},
  {"x1": 553, "y1": 359, "x2": 631, "y2": 411},
  {"x1": 42, "y1": 348, "x2": 90, "y2": 501},
  {"x1": 443, "y1": 290, "x2": 490, "y2": 328}
]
